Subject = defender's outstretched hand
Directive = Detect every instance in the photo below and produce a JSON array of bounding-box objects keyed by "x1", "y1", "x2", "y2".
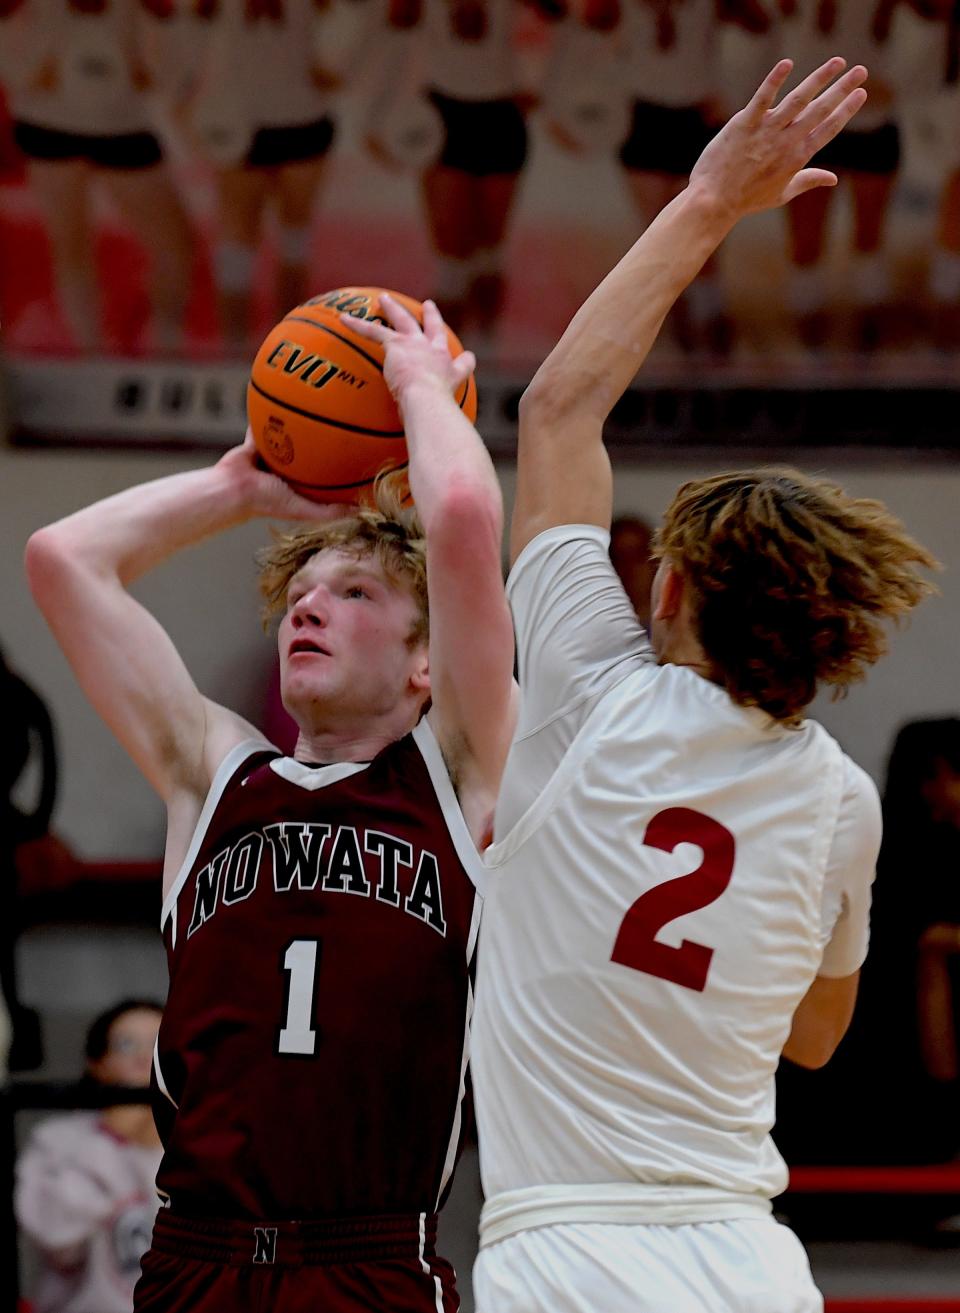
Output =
[
  {"x1": 342, "y1": 295, "x2": 476, "y2": 409},
  {"x1": 690, "y1": 57, "x2": 867, "y2": 221}
]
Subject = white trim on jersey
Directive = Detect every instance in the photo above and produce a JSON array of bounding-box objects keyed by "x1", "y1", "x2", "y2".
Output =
[
  {"x1": 435, "y1": 968, "x2": 476, "y2": 1209},
  {"x1": 153, "y1": 1038, "x2": 178, "y2": 1111},
  {"x1": 409, "y1": 719, "x2": 484, "y2": 1213},
  {"x1": 413, "y1": 717, "x2": 488, "y2": 898},
  {"x1": 160, "y1": 738, "x2": 272, "y2": 937},
  {"x1": 418, "y1": 1211, "x2": 446, "y2": 1313},
  {"x1": 404, "y1": 719, "x2": 483, "y2": 1212},
  {"x1": 268, "y1": 757, "x2": 370, "y2": 791}
]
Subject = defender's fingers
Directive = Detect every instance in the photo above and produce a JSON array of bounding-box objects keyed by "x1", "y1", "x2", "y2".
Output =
[
  {"x1": 746, "y1": 58, "x2": 794, "y2": 119},
  {"x1": 793, "y1": 66, "x2": 867, "y2": 137},
  {"x1": 340, "y1": 312, "x2": 393, "y2": 343},
  {"x1": 768, "y1": 55, "x2": 846, "y2": 126},
  {"x1": 802, "y1": 86, "x2": 868, "y2": 155}
]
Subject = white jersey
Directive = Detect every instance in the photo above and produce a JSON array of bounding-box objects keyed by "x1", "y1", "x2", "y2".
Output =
[
  {"x1": 5, "y1": 0, "x2": 155, "y2": 136},
  {"x1": 424, "y1": 0, "x2": 523, "y2": 101},
  {"x1": 619, "y1": 0, "x2": 719, "y2": 106},
  {"x1": 775, "y1": 0, "x2": 901, "y2": 132},
  {"x1": 186, "y1": 0, "x2": 331, "y2": 135},
  {"x1": 472, "y1": 526, "x2": 879, "y2": 1239}
]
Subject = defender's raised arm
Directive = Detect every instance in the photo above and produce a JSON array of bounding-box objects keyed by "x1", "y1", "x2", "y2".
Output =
[{"x1": 511, "y1": 57, "x2": 868, "y2": 563}]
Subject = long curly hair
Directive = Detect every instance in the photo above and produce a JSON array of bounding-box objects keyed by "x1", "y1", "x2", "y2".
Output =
[
  {"x1": 653, "y1": 468, "x2": 938, "y2": 725},
  {"x1": 257, "y1": 473, "x2": 428, "y2": 648}
]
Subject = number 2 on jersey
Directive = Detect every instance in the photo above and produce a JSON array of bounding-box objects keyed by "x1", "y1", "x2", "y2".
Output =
[
  {"x1": 278, "y1": 938, "x2": 320, "y2": 1055},
  {"x1": 611, "y1": 808, "x2": 735, "y2": 993}
]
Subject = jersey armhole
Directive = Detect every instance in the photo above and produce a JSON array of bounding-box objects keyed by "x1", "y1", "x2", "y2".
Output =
[
  {"x1": 412, "y1": 718, "x2": 487, "y2": 908},
  {"x1": 160, "y1": 738, "x2": 277, "y2": 940}
]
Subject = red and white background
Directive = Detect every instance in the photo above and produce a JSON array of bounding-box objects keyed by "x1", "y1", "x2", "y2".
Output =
[{"x1": 0, "y1": 0, "x2": 959, "y2": 452}]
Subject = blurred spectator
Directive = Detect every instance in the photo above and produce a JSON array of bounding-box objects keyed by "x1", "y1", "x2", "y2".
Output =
[
  {"x1": 609, "y1": 514, "x2": 655, "y2": 629},
  {"x1": 777, "y1": 717, "x2": 960, "y2": 1166},
  {"x1": 15, "y1": 1000, "x2": 163, "y2": 1313},
  {"x1": 921, "y1": 0, "x2": 960, "y2": 350},
  {"x1": 874, "y1": 719, "x2": 960, "y2": 1112},
  {"x1": 539, "y1": 0, "x2": 632, "y2": 164},
  {"x1": 180, "y1": 0, "x2": 339, "y2": 353},
  {"x1": 781, "y1": 0, "x2": 903, "y2": 352},
  {"x1": 2, "y1": 645, "x2": 58, "y2": 1073},
  {"x1": 0, "y1": 0, "x2": 194, "y2": 354},
  {"x1": 407, "y1": 0, "x2": 536, "y2": 339},
  {"x1": 615, "y1": 0, "x2": 732, "y2": 354}
]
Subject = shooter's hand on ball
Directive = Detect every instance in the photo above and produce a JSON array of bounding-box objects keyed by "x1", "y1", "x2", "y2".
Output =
[
  {"x1": 218, "y1": 431, "x2": 356, "y2": 523},
  {"x1": 688, "y1": 57, "x2": 867, "y2": 226},
  {"x1": 342, "y1": 295, "x2": 477, "y2": 416},
  {"x1": 342, "y1": 293, "x2": 491, "y2": 527}
]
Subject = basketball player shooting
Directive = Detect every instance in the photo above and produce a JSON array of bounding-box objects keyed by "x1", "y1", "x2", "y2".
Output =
[
  {"x1": 469, "y1": 59, "x2": 939, "y2": 1313},
  {"x1": 25, "y1": 298, "x2": 516, "y2": 1312}
]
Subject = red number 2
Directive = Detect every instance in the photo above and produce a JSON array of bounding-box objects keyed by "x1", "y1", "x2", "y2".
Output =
[{"x1": 610, "y1": 808, "x2": 735, "y2": 993}]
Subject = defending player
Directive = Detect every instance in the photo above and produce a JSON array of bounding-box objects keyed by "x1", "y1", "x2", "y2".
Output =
[
  {"x1": 25, "y1": 298, "x2": 516, "y2": 1312},
  {"x1": 470, "y1": 59, "x2": 938, "y2": 1313}
]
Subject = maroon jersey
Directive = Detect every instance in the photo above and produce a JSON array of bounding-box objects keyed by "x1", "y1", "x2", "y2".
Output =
[{"x1": 152, "y1": 720, "x2": 484, "y2": 1221}]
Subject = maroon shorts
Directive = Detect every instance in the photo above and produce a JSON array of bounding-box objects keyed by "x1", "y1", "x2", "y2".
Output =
[{"x1": 135, "y1": 1209, "x2": 459, "y2": 1312}]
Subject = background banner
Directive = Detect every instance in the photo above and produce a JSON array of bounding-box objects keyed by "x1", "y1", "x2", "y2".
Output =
[{"x1": 2, "y1": 0, "x2": 959, "y2": 447}]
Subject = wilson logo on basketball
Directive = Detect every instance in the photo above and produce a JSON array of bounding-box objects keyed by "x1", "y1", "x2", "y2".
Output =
[{"x1": 306, "y1": 289, "x2": 388, "y2": 328}]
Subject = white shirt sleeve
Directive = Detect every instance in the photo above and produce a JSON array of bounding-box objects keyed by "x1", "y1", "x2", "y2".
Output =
[
  {"x1": 495, "y1": 526, "x2": 654, "y2": 836},
  {"x1": 508, "y1": 524, "x2": 654, "y2": 736},
  {"x1": 817, "y1": 757, "x2": 881, "y2": 978}
]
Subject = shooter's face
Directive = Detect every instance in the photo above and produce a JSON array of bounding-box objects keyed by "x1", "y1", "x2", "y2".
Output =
[{"x1": 278, "y1": 548, "x2": 428, "y2": 730}]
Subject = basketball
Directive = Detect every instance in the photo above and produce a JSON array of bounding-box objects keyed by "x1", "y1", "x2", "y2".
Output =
[{"x1": 247, "y1": 287, "x2": 479, "y2": 503}]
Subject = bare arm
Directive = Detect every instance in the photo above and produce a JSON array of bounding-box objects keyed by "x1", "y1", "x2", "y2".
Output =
[
  {"x1": 511, "y1": 56, "x2": 868, "y2": 564},
  {"x1": 25, "y1": 441, "x2": 340, "y2": 809},
  {"x1": 345, "y1": 298, "x2": 517, "y2": 835},
  {"x1": 782, "y1": 970, "x2": 860, "y2": 1070}
]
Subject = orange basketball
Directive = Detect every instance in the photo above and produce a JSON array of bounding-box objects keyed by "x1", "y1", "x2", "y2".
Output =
[{"x1": 247, "y1": 287, "x2": 478, "y2": 503}]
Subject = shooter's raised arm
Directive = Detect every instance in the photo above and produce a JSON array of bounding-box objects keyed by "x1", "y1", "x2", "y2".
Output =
[
  {"x1": 510, "y1": 57, "x2": 868, "y2": 563},
  {"x1": 345, "y1": 297, "x2": 516, "y2": 836}
]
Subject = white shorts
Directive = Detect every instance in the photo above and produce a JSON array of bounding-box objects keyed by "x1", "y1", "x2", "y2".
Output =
[{"x1": 473, "y1": 1216, "x2": 823, "y2": 1313}]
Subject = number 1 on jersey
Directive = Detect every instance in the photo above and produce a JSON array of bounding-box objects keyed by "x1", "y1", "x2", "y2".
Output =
[
  {"x1": 611, "y1": 808, "x2": 735, "y2": 993},
  {"x1": 278, "y1": 938, "x2": 320, "y2": 1055}
]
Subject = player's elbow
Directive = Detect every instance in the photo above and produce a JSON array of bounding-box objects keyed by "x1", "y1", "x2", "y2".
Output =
[
  {"x1": 782, "y1": 970, "x2": 859, "y2": 1071},
  {"x1": 519, "y1": 368, "x2": 568, "y2": 431},
  {"x1": 25, "y1": 526, "x2": 75, "y2": 609},
  {"x1": 781, "y1": 1031, "x2": 840, "y2": 1070}
]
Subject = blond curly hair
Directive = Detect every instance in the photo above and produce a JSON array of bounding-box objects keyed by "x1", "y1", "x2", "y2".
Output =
[
  {"x1": 653, "y1": 468, "x2": 939, "y2": 726},
  {"x1": 257, "y1": 474, "x2": 428, "y2": 647}
]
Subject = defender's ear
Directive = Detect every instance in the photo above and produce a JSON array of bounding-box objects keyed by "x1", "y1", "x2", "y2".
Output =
[{"x1": 653, "y1": 561, "x2": 685, "y2": 622}]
